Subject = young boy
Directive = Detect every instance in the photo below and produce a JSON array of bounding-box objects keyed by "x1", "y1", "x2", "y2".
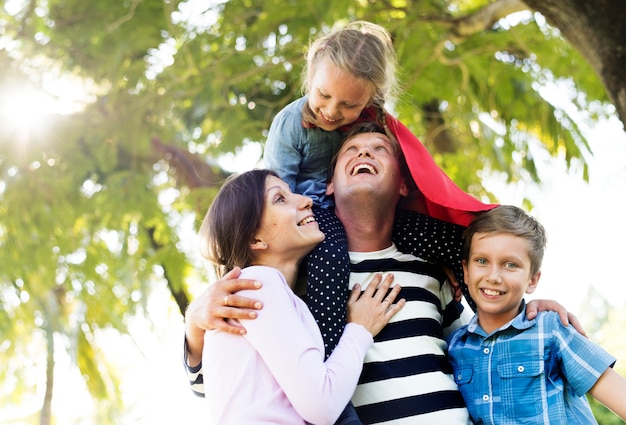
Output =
[{"x1": 447, "y1": 205, "x2": 626, "y2": 423}]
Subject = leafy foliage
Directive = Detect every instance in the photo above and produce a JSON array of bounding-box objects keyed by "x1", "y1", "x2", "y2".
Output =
[{"x1": 0, "y1": 0, "x2": 619, "y2": 423}]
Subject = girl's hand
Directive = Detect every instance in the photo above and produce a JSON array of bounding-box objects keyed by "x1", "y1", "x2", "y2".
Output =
[{"x1": 347, "y1": 273, "x2": 405, "y2": 337}]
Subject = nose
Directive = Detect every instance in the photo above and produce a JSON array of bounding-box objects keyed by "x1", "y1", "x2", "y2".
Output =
[
  {"x1": 326, "y1": 101, "x2": 341, "y2": 119},
  {"x1": 357, "y1": 149, "x2": 373, "y2": 158},
  {"x1": 298, "y1": 194, "x2": 313, "y2": 210},
  {"x1": 486, "y1": 265, "x2": 502, "y2": 284}
]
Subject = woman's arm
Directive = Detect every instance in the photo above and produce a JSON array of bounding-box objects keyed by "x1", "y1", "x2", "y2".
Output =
[
  {"x1": 182, "y1": 267, "x2": 262, "y2": 397},
  {"x1": 243, "y1": 268, "x2": 402, "y2": 424},
  {"x1": 184, "y1": 267, "x2": 262, "y2": 366}
]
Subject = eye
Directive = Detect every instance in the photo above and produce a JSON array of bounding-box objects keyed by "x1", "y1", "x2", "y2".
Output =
[
  {"x1": 341, "y1": 145, "x2": 358, "y2": 154},
  {"x1": 318, "y1": 90, "x2": 330, "y2": 99},
  {"x1": 504, "y1": 262, "x2": 518, "y2": 269},
  {"x1": 476, "y1": 258, "x2": 487, "y2": 265},
  {"x1": 273, "y1": 194, "x2": 286, "y2": 204}
]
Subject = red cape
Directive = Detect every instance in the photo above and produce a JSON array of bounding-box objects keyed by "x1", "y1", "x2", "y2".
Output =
[{"x1": 344, "y1": 107, "x2": 498, "y2": 227}]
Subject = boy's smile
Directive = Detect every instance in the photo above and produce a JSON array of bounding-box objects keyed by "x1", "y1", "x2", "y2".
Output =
[{"x1": 463, "y1": 231, "x2": 540, "y2": 333}]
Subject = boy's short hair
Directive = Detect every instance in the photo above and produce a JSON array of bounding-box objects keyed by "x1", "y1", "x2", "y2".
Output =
[{"x1": 463, "y1": 205, "x2": 547, "y2": 276}]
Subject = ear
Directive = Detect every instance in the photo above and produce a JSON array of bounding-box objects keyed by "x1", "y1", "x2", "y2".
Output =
[
  {"x1": 250, "y1": 238, "x2": 268, "y2": 252},
  {"x1": 525, "y1": 270, "x2": 541, "y2": 294},
  {"x1": 399, "y1": 180, "x2": 409, "y2": 197},
  {"x1": 325, "y1": 181, "x2": 335, "y2": 196}
]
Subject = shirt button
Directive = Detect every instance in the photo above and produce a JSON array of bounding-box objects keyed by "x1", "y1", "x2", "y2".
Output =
[
  {"x1": 483, "y1": 347, "x2": 490, "y2": 354},
  {"x1": 483, "y1": 394, "x2": 489, "y2": 401},
  {"x1": 518, "y1": 365, "x2": 525, "y2": 373}
]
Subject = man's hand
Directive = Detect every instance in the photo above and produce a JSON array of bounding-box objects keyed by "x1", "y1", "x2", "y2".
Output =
[
  {"x1": 443, "y1": 267, "x2": 462, "y2": 303},
  {"x1": 526, "y1": 299, "x2": 586, "y2": 337},
  {"x1": 184, "y1": 267, "x2": 263, "y2": 366}
]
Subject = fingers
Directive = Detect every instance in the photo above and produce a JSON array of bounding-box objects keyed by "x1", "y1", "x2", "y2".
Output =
[
  {"x1": 385, "y1": 285, "x2": 403, "y2": 308},
  {"x1": 568, "y1": 312, "x2": 587, "y2": 337},
  {"x1": 443, "y1": 267, "x2": 463, "y2": 302},
  {"x1": 348, "y1": 283, "x2": 362, "y2": 305},
  {"x1": 384, "y1": 297, "x2": 406, "y2": 319},
  {"x1": 525, "y1": 300, "x2": 539, "y2": 320},
  {"x1": 210, "y1": 318, "x2": 248, "y2": 335},
  {"x1": 361, "y1": 273, "x2": 394, "y2": 301},
  {"x1": 218, "y1": 280, "x2": 263, "y2": 309},
  {"x1": 354, "y1": 273, "x2": 403, "y2": 307}
]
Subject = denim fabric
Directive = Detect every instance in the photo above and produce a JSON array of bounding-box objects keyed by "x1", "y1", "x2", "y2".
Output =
[
  {"x1": 263, "y1": 96, "x2": 343, "y2": 207},
  {"x1": 334, "y1": 402, "x2": 363, "y2": 425}
]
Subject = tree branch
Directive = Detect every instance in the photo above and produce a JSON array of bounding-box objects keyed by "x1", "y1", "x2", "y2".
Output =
[{"x1": 452, "y1": 0, "x2": 529, "y2": 38}]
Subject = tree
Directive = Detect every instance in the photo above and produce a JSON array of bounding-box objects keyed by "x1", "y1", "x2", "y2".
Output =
[
  {"x1": 522, "y1": 0, "x2": 626, "y2": 127},
  {"x1": 0, "y1": 0, "x2": 624, "y2": 422}
]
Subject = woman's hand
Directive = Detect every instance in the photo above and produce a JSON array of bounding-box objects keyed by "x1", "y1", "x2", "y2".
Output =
[
  {"x1": 347, "y1": 273, "x2": 406, "y2": 337},
  {"x1": 184, "y1": 267, "x2": 263, "y2": 366},
  {"x1": 526, "y1": 299, "x2": 586, "y2": 336}
]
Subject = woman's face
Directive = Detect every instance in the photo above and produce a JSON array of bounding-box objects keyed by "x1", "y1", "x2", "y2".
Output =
[
  {"x1": 307, "y1": 57, "x2": 371, "y2": 131},
  {"x1": 254, "y1": 176, "x2": 325, "y2": 260}
]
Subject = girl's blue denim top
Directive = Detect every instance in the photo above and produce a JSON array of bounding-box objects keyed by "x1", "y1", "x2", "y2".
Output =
[{"x1": 263, "y1": 96, "x2": 343, "y2": 208}]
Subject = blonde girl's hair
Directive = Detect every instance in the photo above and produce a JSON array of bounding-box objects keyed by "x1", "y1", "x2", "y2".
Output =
[{"x1": 302, "y1": 21, "x2": 398, "y2": 112}]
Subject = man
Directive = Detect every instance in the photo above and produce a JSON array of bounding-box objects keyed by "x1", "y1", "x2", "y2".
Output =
[{"x1": 323, "y1": 123, "x2": 471, "y2": 422}]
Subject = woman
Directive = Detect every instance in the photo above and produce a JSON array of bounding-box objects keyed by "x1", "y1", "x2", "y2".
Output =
[{"x1": 197, "y1": 169, "x2": 404, "y2": 425}]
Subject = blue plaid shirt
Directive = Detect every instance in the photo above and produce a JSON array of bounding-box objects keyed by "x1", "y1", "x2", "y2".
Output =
[{"x1": 446, "y1": 304, "x2": 616, "y2": 424}]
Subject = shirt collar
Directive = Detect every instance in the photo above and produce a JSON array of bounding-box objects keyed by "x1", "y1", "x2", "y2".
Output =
[{"x1": 467, "y1": 299, "x2": 535, "y2": 336}]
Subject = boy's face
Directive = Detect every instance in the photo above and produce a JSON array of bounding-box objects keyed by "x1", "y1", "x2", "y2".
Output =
[
  {"x1": 463, "y1": 232, "x2": 540, "y2": 331},
  {"x1": 307, "y1": 57, "x2": 371, "y2": 131}
]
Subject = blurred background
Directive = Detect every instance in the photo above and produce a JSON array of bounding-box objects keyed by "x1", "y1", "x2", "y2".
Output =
[{"x1": 1, "y1": 0, "x2": 625, "y2": 423}]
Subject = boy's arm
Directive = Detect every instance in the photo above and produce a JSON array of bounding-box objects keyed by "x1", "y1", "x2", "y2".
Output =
[{"x1": 588, "y1": 367, "x2": 626, "y2": 421}]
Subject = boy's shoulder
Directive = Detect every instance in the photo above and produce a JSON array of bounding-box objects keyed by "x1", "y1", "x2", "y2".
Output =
[{"x1": 446, "y1": 321, "x2": 472, "y2": 347}]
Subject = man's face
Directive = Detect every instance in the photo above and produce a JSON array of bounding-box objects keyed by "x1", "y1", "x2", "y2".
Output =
[{"x1": 326, "y1": 132, "x2": 408, "y2": 202}]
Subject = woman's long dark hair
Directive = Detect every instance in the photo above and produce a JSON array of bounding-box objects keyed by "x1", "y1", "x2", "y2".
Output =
[{"x1": 199, "y1": 169, "x2": 279, "y2": 277}]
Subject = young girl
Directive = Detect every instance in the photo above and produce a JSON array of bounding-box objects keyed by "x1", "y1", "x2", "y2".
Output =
[
  {"x1": 263, "y1": 21, "x2": 497, "y2": 357},
  {"x1": 199, "y1": 169, "x2": 404, "y2": 424}
]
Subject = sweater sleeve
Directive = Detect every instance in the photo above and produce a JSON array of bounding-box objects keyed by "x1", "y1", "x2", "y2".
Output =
[{"x1": 240, "y1": 266, "x2": 373, "y2": 425}]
